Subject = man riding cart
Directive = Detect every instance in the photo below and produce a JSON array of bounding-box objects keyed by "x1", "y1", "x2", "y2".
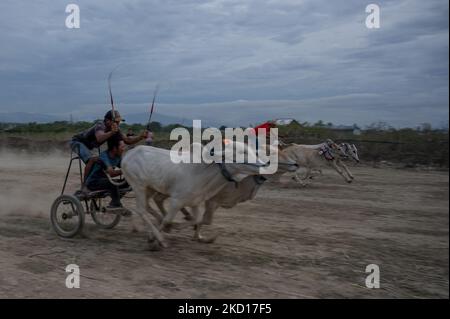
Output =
[
  {"x1": 70, "y1": 110, "x2": 147, "y2": 187},
  {"x1": 51, "y1": 132, "x2": 132, "y2": 238}
]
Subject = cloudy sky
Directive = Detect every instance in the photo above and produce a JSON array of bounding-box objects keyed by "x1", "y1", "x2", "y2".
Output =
[{"x1": 0, "y1": 0, "x2": 448, "y2": 127}]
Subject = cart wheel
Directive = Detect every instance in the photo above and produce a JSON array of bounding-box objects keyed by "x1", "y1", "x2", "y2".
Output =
[
  {"x1": 90, "y1": 199, "x2": 121, "y2": 229},
  {"x1": 50, "y1": 194, "x2": 85, "y2": 238}
]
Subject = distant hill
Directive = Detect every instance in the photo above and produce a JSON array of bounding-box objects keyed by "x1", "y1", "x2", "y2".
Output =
[
  {"x1": 0, "y1": 112, "x2": 64, "y2": 123},
  {"x1": 0, "y1": 111, "x2": 221, "y2": 127},
  {"x1": 123, "y1": 113, "x2": 223, "y2": 127},
  {"x1": 122, "y1": 113, "x2": 192, "y2": 126}
]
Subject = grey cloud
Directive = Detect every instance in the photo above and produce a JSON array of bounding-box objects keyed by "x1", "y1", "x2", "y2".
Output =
[{"x1": 0, "y1": 0, "x2": 447, "y2": 128}]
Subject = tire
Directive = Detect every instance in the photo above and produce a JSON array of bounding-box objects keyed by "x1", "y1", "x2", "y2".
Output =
[
  {"x1": 90, "y1": 199, "x2": 121, "y2": 229},
  {"x1": 50, "y1": 194, "x2": 85, "y2": 238}
]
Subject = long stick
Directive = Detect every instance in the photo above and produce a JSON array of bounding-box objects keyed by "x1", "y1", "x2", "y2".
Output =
[
  {"x1": 108, "y1": 70, "x2": 115, "y2": 122},
  {"x1": 147, "y1": 84, "x2": 159, "y2": 129},
  {"x1": 107, "y1": 65, "x2": 122, "y2": 122}
]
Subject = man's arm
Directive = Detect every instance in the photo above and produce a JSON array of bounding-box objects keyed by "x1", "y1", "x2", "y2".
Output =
[
  {"x1": 122, "y1": 130, "x2": 147, "y2": 145},
  {"x1": 106, "y1": 166, "x2": 122, "y2": 177},
  {"x1": 96, "y1": 123, "x2": 119, "y2": 144},
  {"x1": 99, "y1": 152, "x2": 122, "y2": 177}
]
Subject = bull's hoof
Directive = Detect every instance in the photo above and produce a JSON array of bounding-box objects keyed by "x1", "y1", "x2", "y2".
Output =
[
  {"x1": 147, "y1": 236, "x2": 164, "y2": 251},
  {"x1": 347, "y1": 180, "x2": 353, "y2": 183},
  {"x1": 162, "y1": 223, "x2": 173, "y2": 233},
  {"x1": 198, "y1": 234, "x2": 219, "y2": 244},
  {"x1": 201, "y1": 219, "x2": 213, "y2": 226},
  {"x1": 194, "y1": 232, "x2": 219, "y2": 244},
  {"x1": 148, "y1": 240, "x2": 163, "y2": 251}
]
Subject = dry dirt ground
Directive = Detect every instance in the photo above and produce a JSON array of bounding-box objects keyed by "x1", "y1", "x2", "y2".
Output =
[{"x1": 0, "y1": 149, "x2": 448, "y2": 298}]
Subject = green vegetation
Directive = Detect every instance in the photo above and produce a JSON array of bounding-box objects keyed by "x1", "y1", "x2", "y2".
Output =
[
  {"x1": 0, "y1": 120, "x2": 448, "y2": 167},
  {"x1": 0, "y1": 121, "x2": 179, "y2": 135},
  {"x1": 277, "y1": 121, "x2": 448, "y2": 168}
]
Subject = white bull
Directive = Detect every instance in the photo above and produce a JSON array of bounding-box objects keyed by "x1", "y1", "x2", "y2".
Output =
[
  {"x1": 151, "y1": 145, "x2": 298, "y2": 241},
  {"x1": 152, "y1": 175, "x2": 266, "y2": 243},
  {"x1": 121, "y1": 141, "x2": 267, "y2": 250},
  {"x1": 282, "y1": 141, "x2": 354, "y2": 185},
  {"x1": 340, "y1": 142, "x2": 360, "y2": 163}
]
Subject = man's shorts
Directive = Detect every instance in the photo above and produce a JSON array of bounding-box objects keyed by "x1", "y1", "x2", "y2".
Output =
[{"x1": 70, "y1": 140, "x2": 94, "y2": 163}]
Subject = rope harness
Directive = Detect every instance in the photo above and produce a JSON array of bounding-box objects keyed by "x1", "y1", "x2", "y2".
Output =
[
  {"x1": 218, "y1": 162, "x2": 236, "y2": 183},
  {"x1": 253, "y1": 175, "x2": 267, "y2": 185},
  {"x1": 216, "y1": 162, "x2": 270, "y2": 188}
]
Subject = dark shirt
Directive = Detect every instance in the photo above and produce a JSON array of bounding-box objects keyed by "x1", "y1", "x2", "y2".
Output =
[{"x1": 72, "y1": 121, "x2": 112, "y2": 150}]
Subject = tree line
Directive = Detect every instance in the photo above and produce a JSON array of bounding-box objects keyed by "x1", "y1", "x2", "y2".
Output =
[{"x1": 1, "y1": 120, "x2": 448, "y2": 168}]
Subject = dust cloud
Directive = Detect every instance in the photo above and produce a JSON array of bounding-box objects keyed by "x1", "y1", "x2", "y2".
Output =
[{"x1": 0, "y1": 148, "x2": 71, "y2": 217}]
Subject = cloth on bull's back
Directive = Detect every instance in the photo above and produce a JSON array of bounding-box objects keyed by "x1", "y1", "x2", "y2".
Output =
[
  {"x1": 85, "y1": 150, "x2": 121, "y2": 185},
  {"x1": 318, "y1": 145, "x2": 334, "y2": 161}
]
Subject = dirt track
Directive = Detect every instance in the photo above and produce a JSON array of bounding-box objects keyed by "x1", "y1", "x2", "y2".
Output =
[{"x1": 0, "y1": 150, "x2": 448, "y2": 298}]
